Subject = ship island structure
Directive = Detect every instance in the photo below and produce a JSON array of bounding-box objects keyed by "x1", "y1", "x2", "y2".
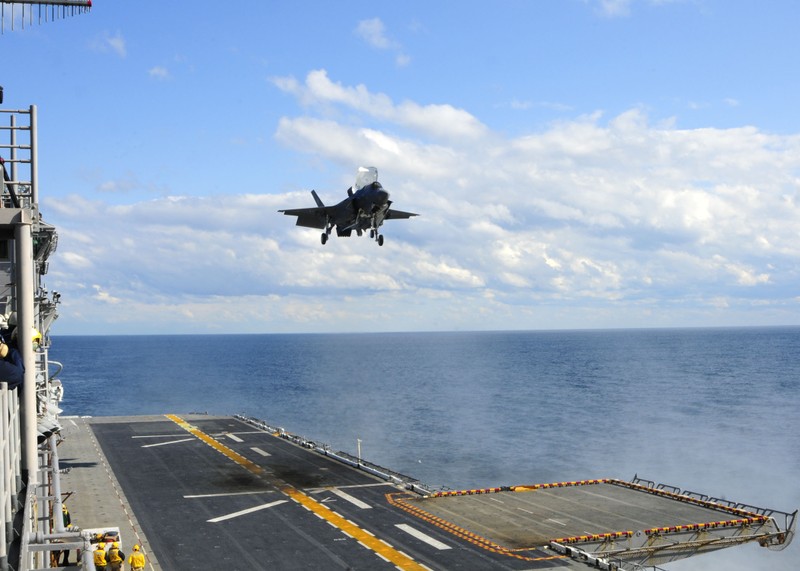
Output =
[{"x1": 0, "y1": 8, "x2": 797, "y2": 571}]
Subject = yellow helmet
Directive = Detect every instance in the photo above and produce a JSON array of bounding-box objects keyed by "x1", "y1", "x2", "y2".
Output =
[
  {"x1": 14, "y1": 328, "x2": 42, "y2": 347},
  {"x1": 133, "y1": 545, "x2": 140, "y2": 551},
  {"x1": 113, "y1": 542, "x2": 119, "y2": 548}
]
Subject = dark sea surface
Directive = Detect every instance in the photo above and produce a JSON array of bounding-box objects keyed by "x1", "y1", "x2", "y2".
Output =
[{"x1": 50, "y1": 328, "x2": 799, "y2": 571}]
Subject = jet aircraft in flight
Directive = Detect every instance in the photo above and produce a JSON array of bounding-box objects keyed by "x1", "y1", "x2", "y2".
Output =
[{"x1": 279, "y1": 167, "x2": 418, "y2": 246}]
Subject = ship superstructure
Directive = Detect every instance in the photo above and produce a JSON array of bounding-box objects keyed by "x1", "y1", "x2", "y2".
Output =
[{"x1": 0, "y1": 104, "x2": 88, "y2": 571}]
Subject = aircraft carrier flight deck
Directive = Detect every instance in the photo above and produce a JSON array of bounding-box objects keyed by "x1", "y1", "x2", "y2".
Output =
[{"x1": 55, "y1": 413, "x2": 796, "y2": 571}]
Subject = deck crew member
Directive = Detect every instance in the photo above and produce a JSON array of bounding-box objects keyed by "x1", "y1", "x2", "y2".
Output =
[
  {"x1": 93, "y1": 542, "x2": 108, "y2": 571},
  {"x1": 62, "y1": 503, "x2": 71, "y2": 528},
  {"x1": 0, "y1": 333, "x2": 23, "y2": 389},
  {"x1": 0, "y1": 327, "x2": 41, "y2": 390},
  {"x1": 128, "y1": 544, "x2": 146, "y2": 571},
  {"x1": 108, "y1": 542, "x2": 125, "y2": 571}
]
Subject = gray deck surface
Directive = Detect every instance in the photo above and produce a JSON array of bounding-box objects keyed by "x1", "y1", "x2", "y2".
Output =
[
  {"x1": 58, "y1": 416, "x2": 163, "y2": 569},
  {"x1": 408, "y1": 483, "x2": 739, "y2": 548}
]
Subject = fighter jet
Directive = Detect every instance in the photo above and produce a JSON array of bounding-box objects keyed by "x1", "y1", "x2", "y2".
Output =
[{"x1": 279, "y1": 167, "x2": 418, "y2": 246}]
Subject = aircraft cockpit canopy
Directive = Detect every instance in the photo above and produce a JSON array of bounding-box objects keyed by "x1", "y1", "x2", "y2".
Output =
[{"x1": 354, "y1": 166, "x2": 379, "y2": 190}]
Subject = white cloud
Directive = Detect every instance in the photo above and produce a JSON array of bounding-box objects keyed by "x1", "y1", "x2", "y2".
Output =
[
  {"x1": 42, "y1": 72, "x2": 800, "y2": 334},
  {"x1": 91, "y1": 31, "x2": 127, "y2": 57},
  {"x1": 355, "y1": 18, "x2": 392, "y2": 49},
  {"x1": 97, "y1": 172, "x2": 141, "y2": 193},
  {"x1": 60, "y1": 251, "x2": 92, "y2": 270},
  {"x1": 148, "y1": 66, "x2": 170, "y2": 80},
  {"x1": 395, "y1": 53, "x2": 411, "y2": 68},
  {"x1": 272, "y1": 69, "x2": 487, "y2": 141},
  {"x1": 355, "y1": 17, "x2": 410, "y2": 67},
  {"x1": 593, "y1": 0, "x2": 688, "y2": 18},
  {"x1": 598, "y1": 0, "x2": 632, "y2": 17},
  {"x1": 92, "y1": 285, "x2": 121, "y2": 304}
]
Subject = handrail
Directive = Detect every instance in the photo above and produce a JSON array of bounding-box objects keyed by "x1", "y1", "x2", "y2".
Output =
[
  {"x1": 47, "y1": 361, "x2": 63, "y2": 381},
  {"x1": 1, "y1": 382, "x2": 23, "y2": 571}
]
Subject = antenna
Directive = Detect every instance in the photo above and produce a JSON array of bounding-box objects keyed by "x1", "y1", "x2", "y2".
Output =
[{"x1": 2, "y1": 0, "x2": 92, "y2": 34}]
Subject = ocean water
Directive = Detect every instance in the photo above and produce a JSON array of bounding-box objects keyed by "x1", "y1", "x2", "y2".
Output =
[{"x1": 50, "y1": 328, "x2": 799, "y2": 571}]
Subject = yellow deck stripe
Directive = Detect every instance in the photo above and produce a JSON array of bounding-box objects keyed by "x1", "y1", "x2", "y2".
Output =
[
  {"x1": 283, "y1": 487, "x2": 429, "y2": 571},
  {"x1": 165, "y1": 415, "x2": 428, "y2": 570},
  {"x1": 165, "y1": 414, "x2": 263, "y2": 474}
]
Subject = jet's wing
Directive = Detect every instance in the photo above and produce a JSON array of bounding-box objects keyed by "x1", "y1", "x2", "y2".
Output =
[
  {"x1": 384, "y1": 208, "x2": 419, "y2": 220},
  {"x1": 279, "y1": 190, "x2": 334, "y2": 229},
  {"x1": 278, "y1": 207, "x2": 329, "y2": 229}
]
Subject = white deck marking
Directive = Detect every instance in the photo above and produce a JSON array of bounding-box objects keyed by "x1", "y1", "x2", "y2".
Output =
[
  {"x1": 308, "y1": 482, "x2": 391, "y2": 494},
  {"x1": 184, "y1": 490, "x2": 275, "y2": 499},
  {"x1": 395, "y1": 524, "x2": 451, "y2": 550},
  {"x1": 331, "y1": 488, "x2": 373, "y2": 510},
  {"x1": 336, "y1": 482, "x2": 391, "y2": 489},
  {"x1": 207, "y1": 500, "x2": 287, "y2": 523},
  {"x1": 140, "y1": 438, "x2": 195, "y2": 448},
  {"x1": 226, "y1": 433, "x2": 243, "y2": 442},
  {"x1": 250, "y1": 447, "x2": 270, "y2": 457},
  {"x1": 546, "y1": 518, "x2": 567, "y2": 526}
]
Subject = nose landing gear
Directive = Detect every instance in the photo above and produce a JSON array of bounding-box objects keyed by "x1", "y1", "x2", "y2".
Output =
[{"x1": 369, "y1": 227, "x2": 384, "y2": 246}]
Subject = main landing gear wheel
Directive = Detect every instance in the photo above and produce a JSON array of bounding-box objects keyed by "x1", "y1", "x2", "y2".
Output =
[
  {"x1": 377, "y1": 234, "x2": 384, "y2": 246},
  {"x1": 321, "y1": 232, "x2": 328, "y2": 245}
]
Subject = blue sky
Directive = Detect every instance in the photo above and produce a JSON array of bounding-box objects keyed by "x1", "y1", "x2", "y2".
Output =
[{"x1": 3, "y1": 0, "x2": 800, "y2": 335}]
